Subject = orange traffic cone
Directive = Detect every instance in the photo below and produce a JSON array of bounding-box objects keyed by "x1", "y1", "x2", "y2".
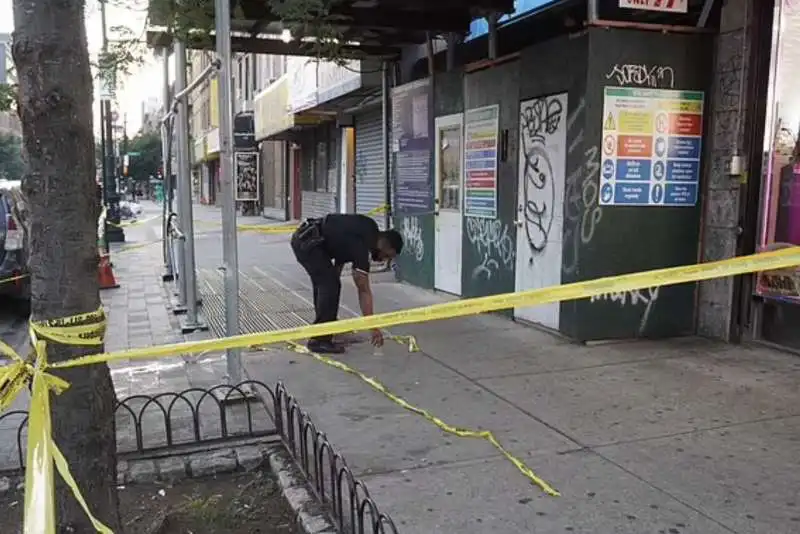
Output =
[{"x1": 98, "y1": 253, "x2": 119, "y2": 289}]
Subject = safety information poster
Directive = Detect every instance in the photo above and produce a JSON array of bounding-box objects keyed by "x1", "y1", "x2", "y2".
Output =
[
  {"x1": 464, "y1": 105, "x2": 500, "y2": 218},
  {"x1": 599, "y1": 87, "x2": 704, "y2": 207}
]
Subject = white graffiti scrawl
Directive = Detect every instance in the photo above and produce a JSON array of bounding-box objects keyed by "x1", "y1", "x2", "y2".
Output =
[
  {"x1": 590, "y1": 287, "x2": 660, "y2": 335},
  {"x1": 400, "y1": 216, "x2": 425, "y2": 262},
  {"x1": 466, "y1": 217, "x2": 515, "y2": 281}
]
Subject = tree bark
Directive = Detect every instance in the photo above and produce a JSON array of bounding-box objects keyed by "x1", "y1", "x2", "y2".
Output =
[{"x1": 11, "y1": 0, "x2": 121, "y2": 532}]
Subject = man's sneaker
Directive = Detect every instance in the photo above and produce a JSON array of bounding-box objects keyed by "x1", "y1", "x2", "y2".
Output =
[{"x1": 307, "y1": 339, "x2": 345, "y2": 354}]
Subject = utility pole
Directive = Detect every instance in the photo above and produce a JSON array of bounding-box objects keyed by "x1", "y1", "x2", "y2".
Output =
[
  {"x1": 100, "y1": 0, "x2": 125, "y2": 243},
  {"x1": 214, "y1": 0, "x2": 243, "y2": 387}
]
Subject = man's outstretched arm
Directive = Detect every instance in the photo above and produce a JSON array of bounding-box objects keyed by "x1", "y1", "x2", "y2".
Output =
[{"x1": 352, "y1": 270, "x2": 383, "y2": 346}]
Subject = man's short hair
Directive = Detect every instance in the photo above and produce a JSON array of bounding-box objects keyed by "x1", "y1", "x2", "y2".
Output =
[{"x1": 382, "y1": 229, "x2": 404, "y2": 255}]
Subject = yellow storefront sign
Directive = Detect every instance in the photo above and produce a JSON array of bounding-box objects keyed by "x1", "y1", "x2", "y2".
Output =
[{"x1": 618, "y1": 110, "x2": 653, "y2": 134}]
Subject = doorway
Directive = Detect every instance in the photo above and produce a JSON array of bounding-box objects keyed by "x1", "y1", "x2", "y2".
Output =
[
  {"x1": 434, "y1": 113, "x2": 464, "y2": 295},
  {"x1": 290, "y1": 143, "x2": 302, "y2": 219},
  {"x1": 514, "y1": 93, "x2": 568, "y2": 330},
  {"x1": 339, "y1": 127, "x2": 355, "y2": 213}
]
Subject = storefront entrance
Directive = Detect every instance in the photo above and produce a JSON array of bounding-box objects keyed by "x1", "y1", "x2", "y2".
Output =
[{"x1": 754, "y1": 0, "x2": 800, "y2": 350}]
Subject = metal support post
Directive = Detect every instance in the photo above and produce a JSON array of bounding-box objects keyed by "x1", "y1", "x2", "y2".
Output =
[
  {"x1": 215, "y1": 0, "x2": 244, "y2": 387},
  {"x1": 381, "y1": 61, "x2": 391, "y2": 230},
  {"x1": 161, "y1": 47, "x2": 174, "y2": 281},
  {"x1": 172, "y1": 41, "x2": 188, "y2": 313},
  {"x1": 175, "y1": 40, "x2": 207, "y2": 333},
  {"x1": 588, "y1": 0, "x2": 599, "y2": 24},
  {"x1": 488, "y1": 13, "x2": 499, "y2": 60}
]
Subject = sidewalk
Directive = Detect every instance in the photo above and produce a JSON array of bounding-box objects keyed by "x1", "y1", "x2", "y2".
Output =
[
  {"x1": 214, "y1": 227, "x2": 800, "y2": 534},
  {"x1": 4, "y1": 202, "x2": 800, "y2": 533}
]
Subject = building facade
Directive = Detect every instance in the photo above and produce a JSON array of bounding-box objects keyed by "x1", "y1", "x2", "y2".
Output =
[{"x1": 173, "y1": 0, "x2": 800, "y2": 350}]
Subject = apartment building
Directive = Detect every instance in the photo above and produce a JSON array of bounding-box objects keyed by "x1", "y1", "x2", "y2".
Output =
[{"x1": 187, "y1": 50, "x2": 287, "y2": 211}]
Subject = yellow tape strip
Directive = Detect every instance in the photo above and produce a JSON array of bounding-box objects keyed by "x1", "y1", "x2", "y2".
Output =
[
  {"x1": 3, "y1": 247, "x2": 800, "y2": 533},
  {"x1": 5, "y1": 310, "x2": 114, "y2": 534},
  {"x1": 192, "y1": 204, "x2": 390, "y2": 234},
  {"x1": 51, "y1": 247, "x2": 800, "y2": 370},
  {"x1": 288, "y1": 340, "x2": 559, "y2": 496},
  {"x1": 0, "y1": 273, "x2": 28, "y2": 286}
]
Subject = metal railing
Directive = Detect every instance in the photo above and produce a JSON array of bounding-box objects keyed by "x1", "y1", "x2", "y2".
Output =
[
  {"x1": 0, "y1": 381, "x2": 401, "y2": 534},
  {"x1": 274, "y1": 382, "x2": 399, "y2": 534}
]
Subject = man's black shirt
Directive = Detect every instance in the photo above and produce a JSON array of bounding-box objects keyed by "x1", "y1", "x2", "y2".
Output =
[{"x1": 320, "y1": 214, "x2": 379, "y2": 273}]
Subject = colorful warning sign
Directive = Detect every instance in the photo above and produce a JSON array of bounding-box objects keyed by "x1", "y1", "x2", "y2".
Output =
[{"x1": 599, "y1": 86, "x2": 704, "y2": 207}]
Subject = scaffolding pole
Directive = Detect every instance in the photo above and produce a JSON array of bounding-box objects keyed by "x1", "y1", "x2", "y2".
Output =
[
  {"x1": 214, "y1": 0, "x2": 243, "y2": 385},
  {"x1": 161, "y1": 47, "x2": 174, "y2": 281},
  {"x1": 175, "y1": 40, "x2": 206, "y2": 333}
]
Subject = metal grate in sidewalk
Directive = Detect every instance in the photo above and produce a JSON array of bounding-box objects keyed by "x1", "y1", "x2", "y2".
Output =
[{"x1": 198, "y1": 269, "x2": 315, "y2": 339}]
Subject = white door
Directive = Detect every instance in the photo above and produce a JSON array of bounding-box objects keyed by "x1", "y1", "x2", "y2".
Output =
[
  {"x1": 434, "y1": 114, "x2": 464, "y2": 295},
  {"x1": 514, "y1": 93, "x2": 568, "y2": 329}
]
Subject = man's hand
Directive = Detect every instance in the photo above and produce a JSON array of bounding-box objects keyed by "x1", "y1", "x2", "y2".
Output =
[{"x1": 370, "y1": 328, "x2": 384, "y2": 347}]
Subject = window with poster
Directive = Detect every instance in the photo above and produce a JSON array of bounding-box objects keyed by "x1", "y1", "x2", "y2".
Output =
[{"x1": 755, "y1": 0, "x2": 800, "y2": 349}]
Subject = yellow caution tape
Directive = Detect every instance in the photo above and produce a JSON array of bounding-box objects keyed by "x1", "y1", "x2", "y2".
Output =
[
  {"x1": 50, "y1": 246, "x2": 800, "y2": 370},
  {"x1": 3, "y1": 246, "x2": 800, "y2": 532},
  {"x1": 0, "y1": 307, "x2": 113, "y2": 534},
  {"x1": 288, "y1": 339, "x2": 559, "y2": 496},
  {"x1": 0, "y1": 273, "x2": 29, "y2": 286},
  {"x1": 192, "y1": 204, "x2": 390, "y2": 234}
]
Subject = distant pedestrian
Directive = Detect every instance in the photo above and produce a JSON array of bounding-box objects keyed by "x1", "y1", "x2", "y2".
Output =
[{"x1": 290, "y1": 214, "x2": 403, "y2": 354}]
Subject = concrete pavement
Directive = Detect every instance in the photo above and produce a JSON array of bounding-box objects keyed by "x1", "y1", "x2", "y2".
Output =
[{"x1": 188, "y1": 203, "x2": 800, "y2": 534}]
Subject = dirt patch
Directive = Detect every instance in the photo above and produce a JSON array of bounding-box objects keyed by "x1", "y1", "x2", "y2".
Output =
[{"x1": 1, "y1": 468, "x2": 296, "y2": 533}]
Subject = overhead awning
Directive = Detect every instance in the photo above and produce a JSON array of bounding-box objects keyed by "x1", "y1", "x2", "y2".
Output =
[
  {"x1": 254, "y1": 74, "x2": 327, "y2": 142},
  {"x1": 254, "y1": 75, "x2": 293, "y2": 141}
]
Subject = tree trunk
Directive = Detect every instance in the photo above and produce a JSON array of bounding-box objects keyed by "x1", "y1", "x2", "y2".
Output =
[{"x1": 11, "y1": 0, "x2": 121, "y2": 532}]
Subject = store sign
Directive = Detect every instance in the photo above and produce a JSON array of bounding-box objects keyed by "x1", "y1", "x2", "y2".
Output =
[
  {"x1": 464, "y1": 105, "x2": 500, "y2": 218},
  {"x1": 757, "y1": 269, "x2": 800, "y2": 300},
  {"x1": 599, "y1": 87, "x2": 704, "y2": 207},
  {"x1": 467, "y1": 0, "x2": 557, "y2": 41},
  {"x1": 233, "y1": 111, "x2": 256, "y2": 150},
  {"x1": 317, "y1": 60, "x2": 362, "y2": 105},
  {"x1": 235, "y1": 152, "x2": 260, "y2": 201},
  {"x1": 618, "y1": 0, "x2": 688, "y2": 13},
  {"x1": 288, "y1": 56, "x2": 318, "y2": 113}
]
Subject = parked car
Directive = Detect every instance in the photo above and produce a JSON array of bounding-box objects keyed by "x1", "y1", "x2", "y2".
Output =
[{"x1": 0, "y1": 180, "x2": 30, "y2": 310}]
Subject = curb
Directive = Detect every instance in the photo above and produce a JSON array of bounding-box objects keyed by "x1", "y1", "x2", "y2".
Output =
[
  {"x1": 2, "y1": 443, "x2": 339, "y2": 534},
  {"x1": 266, "y1": 445, "x2": 338, "y2": 534}
]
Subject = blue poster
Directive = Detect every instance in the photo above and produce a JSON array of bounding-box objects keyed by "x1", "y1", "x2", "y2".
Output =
[{"x1": 391, "y1": 78, "x2": 432, "y2": 214}]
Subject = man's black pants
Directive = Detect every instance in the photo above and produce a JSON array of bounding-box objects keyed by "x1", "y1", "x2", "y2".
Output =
[{"x1": 290, "y1": 223, "x2": 341, "y2": 343}]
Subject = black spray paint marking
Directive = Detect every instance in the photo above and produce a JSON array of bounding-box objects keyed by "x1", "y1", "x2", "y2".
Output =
[{"x1": 519, "y1": 96, "x2": 565, "y2": 254}]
